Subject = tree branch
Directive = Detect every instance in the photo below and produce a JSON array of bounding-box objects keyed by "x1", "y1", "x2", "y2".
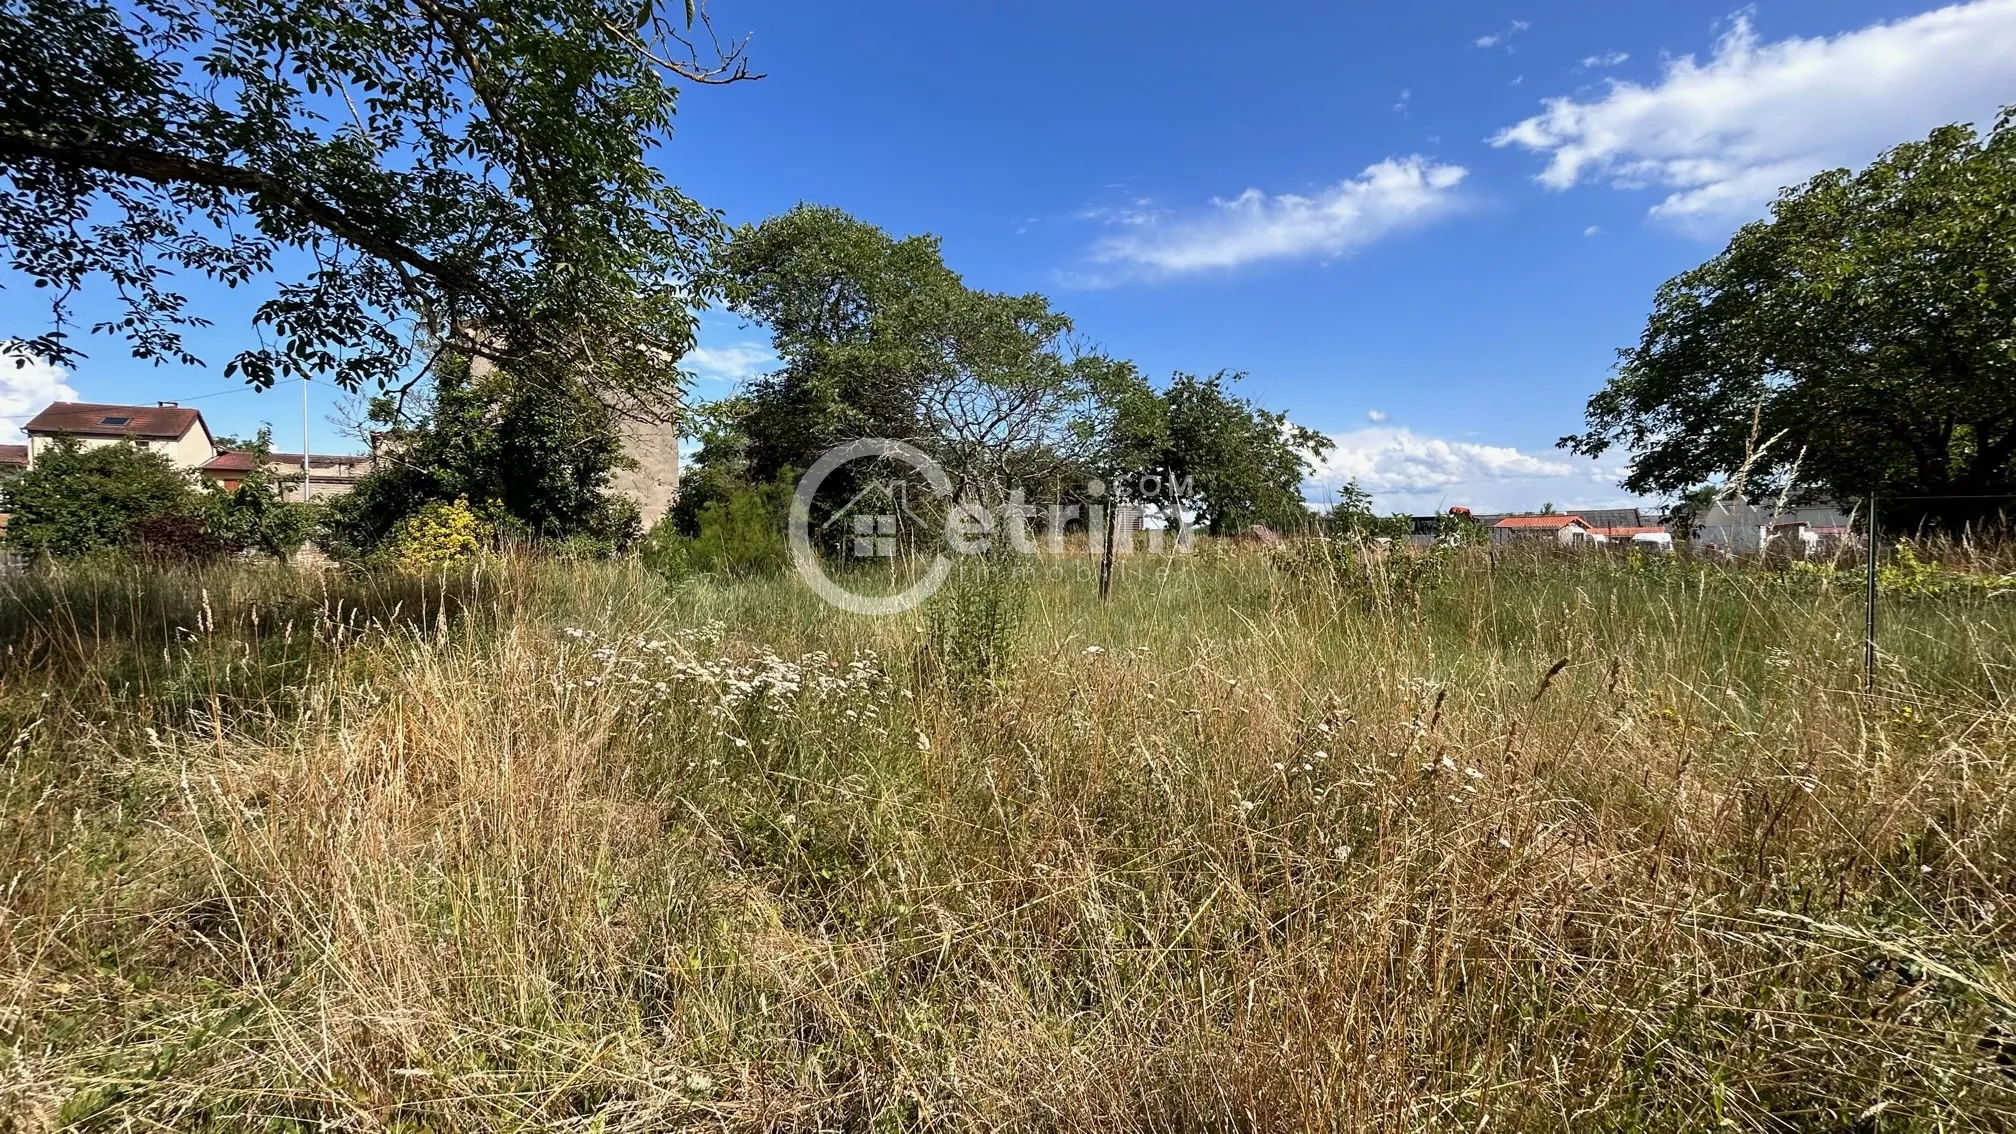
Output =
[{"x1": 0, "y1": 129, "x2": 498, "y2": 306}]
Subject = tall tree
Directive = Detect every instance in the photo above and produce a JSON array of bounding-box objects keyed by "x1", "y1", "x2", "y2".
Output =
[
  {"x1": 719, "y1": 205, "x2": 1116, "y2": 501},
  {"x1": 1, "y1": 0, "x2": 750, "y2": 404},
  {"x1": 1564, "y1": 111, "x2": 2016, "y2": 531},
  {"x1": 719, "y1": 206, "x2": 953, "y2": 482},
  {"x1": 1158, "y1": 371, "x2": 1332, "y2": 537}
]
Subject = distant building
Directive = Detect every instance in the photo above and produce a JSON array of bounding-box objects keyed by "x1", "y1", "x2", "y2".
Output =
[
  {"x1": 610, "y1": 413, "x2": 680, "y2": 531},
  {"x1": 23, "y1": 401, "x2": 216, "y2": 469},
  {"x1": 1564, "y1": 507, "x2": 1649, "y2": 532},
  {"x1": 200, "y1": 449, "x2": 372, "y2": 500},
  {"x1": 1692, "y1": 501, "x2": 1856, "y2": 555},
  {"x1": 1591, "y1": 524, "x2": 1671, "y2": 541},
  {"x1": 1491, "y1": 514, "x2": 1599, "y2": 547},
  {"x1": 17, "y1": 401, "x2": 368, "y2": 501}
]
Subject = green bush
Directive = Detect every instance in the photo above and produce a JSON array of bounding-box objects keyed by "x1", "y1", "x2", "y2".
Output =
[
  {"x1": 1, "y1": 437, "x2": 198, "y2": 558},
  {"x1": 920, "y1": 534, "x2": 1027, "y2": 690},
  {"x1": 0, "y1": 436, "x2": 317, "y2": 563},
  {"x1": 318, "y1": 357, "x2": 642, "y2": 563},
  {"x1": 200, "y1": 450, "x2": 319, "y2": 561},
  {"x1": 641, "y1": 474, "x2": 791, "y2": 579}
]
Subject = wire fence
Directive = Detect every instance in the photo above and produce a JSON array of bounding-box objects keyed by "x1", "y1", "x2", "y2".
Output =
[{"x1": 1862, "y1": 493, "x2": 2016, "y2": 695}]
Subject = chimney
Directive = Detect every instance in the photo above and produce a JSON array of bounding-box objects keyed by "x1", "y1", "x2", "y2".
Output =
[{"x1": 157, "y1": 400, "x2": 178, "y2": 407}]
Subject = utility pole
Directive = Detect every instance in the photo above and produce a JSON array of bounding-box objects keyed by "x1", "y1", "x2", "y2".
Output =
[{"x1": 300, "y1": 376, "x2": 312, "y2": 504}]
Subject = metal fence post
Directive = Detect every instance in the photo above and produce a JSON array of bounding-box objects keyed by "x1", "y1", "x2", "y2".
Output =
[
  {"x1": 1864, "y1": 495, "x2": 1878, "y2": 694},
  {"x1": 1098, "y1": 500, "x2": 1118, "y2": 602}
]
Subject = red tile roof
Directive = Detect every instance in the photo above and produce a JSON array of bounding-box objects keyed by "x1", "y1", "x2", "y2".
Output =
[
  {"x1": 0, "y1": 444, "x2": 26, "y2": 467},
  {"x1": 1594, "y1": 526, "x2": 1669, "y2": 538},
  {"x1": 23, "y1": 402, "x2": 206, "y2": 441},
  {"x1": 1493, "y1": 515, "x2": 1588, "y2": 529},
  {"x1": 199, "y1": 449, "x2": 370, "y2": 479},
  {"x1": 200, "y1": 450, "x2": 259, "y2": 473}
]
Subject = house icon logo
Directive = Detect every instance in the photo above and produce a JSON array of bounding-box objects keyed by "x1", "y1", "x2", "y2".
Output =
[
  {"x1": 789, "y1": 439, "x2": 954, "y2": 615},
  {"x1": 820, "y1": 477, "x2": 927, "y2": 560}
]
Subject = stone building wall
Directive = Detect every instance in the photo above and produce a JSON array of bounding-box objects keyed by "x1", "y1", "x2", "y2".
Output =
[
  {"x1": 612, "y1": 413, "x2": 680, "y2": 531},
  {"x1": 463, "y1": 352, "x2": 680, "y2": 530}
]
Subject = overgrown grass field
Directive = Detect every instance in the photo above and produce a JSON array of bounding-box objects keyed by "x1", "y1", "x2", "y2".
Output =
[{"x1": 4, "y1": 547, "x2": 2016, "y2": 1131}]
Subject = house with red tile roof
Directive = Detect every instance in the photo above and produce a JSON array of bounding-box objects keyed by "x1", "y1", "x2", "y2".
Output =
[
  {"x1": 198, "y1": 449, "x2": 371, "y2": 499},
  {"x1": 23, "y1": 401, "x2": 217, "y2": 470},
  {"x1": 1490, "y1": 514, "x2": 1598, "y2": 547},
  {"x1": 18, "y1": 401, "x2": 369, "y2": 501}
]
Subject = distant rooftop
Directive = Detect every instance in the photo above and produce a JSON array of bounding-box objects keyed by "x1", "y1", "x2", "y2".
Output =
[
  {"x1": 1493, "y1": 515, "x2": 1590, "y2": 530},
  {"x1": 201, "y1": 449, "x2": 370, "y2": 479},
  {"x1": 23, "y1": 401, "x2": 206, "y2": 441}
]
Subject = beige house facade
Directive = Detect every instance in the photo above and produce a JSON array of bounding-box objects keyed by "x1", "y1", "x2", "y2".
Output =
[
  {"x1": 23, "y1": 402, "x2": 217, "y2": 469},
  {"x1": 18, "y1": 392, "x2": 671, "y2": 519},
  {"x1": 20, "y1": 401, "x2": 368, "y2": 501}
]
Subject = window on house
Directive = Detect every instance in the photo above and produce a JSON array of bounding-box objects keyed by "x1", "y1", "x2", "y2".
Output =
[{"x1": 99, "y1": 416, "x2": 131, "y2": 426}]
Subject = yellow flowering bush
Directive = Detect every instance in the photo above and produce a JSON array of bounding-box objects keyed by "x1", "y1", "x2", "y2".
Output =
[{"x1": 382, "y1": 496, "x2": 486, "y2": 573}]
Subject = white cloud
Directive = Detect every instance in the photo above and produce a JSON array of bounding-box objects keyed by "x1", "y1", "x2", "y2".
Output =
[
  {"x1": 1583, "y1": 224, "x2": 1602, "y2": 236},
  {"x1": 1312, "y1": 426, "x2": 1576, "y2": 493},
  {"x1": 1085, "y1": 157, "x2": 1468, "y2": 278},
  {"x1": 1475, "y1": 19, "x2": 1530, "y2": 49},
  {"x1": 1578, "y1": 51, "x2": 1629, "y2": 70},
  {"x1": 1493, "y1": 2, "x2": 2016, "y2": 223},
  {"x1": 1305, "y1": 425, "x2": 1638, "y2": 513},
  {"x1": 1365, "y1": 409, "x2": 1389, "y2": 423},
  {"x1": 0, "y1": 347, "x2": 78, "y2": 442},
  {"x1": 683, "y1": 342, "x2": 777, "y2": 385}
]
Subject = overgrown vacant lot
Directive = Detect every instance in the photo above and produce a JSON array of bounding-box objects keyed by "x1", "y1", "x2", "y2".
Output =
[{"x1": 4, "y1": 550, "x2": 2016, "y2": 1131}]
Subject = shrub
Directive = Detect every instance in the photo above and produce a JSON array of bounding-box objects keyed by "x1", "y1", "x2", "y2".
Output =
[
  {"x1": 381, "y1": 497, "x2": 486, "y2": 573},
  {"x1": 641, "y1": 475, "x2": 791, "y2": 579},
  {"x1": 919, "y1": 534, "x2": 1027, "y2": 689},
  {"x1": 1326, "y1": 479, "x2": 1413, "y2": 542},
  {"x1": 0, "y1": 437, "x2": 199, "y2": 558},
  {"x1": 201, "y1": 449, "x2": 319, "y2": 562},
  {"x1": 319, "y1": 358, "x2": 642, "y2": 563},
  {"x1": 132, "y1": 511, "x2": 232, "y2": 563}
]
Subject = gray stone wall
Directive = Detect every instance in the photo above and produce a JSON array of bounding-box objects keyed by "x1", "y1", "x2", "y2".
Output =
[
  {"x1": 612, "y1": 413, "x2": 680, "y2": 531},
  {"x1": 463, "y1": 350, "x2": 680, "y2": 530}
]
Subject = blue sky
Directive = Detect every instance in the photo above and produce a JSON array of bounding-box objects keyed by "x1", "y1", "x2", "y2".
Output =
[{"x1": 7, "y1": 0, "x2": 2016, "y2": 511}]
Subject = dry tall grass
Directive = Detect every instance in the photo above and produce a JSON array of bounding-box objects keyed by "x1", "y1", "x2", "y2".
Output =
[{"x1": 3, "y1": 548, "x2": 2015, "y2": 1131}]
